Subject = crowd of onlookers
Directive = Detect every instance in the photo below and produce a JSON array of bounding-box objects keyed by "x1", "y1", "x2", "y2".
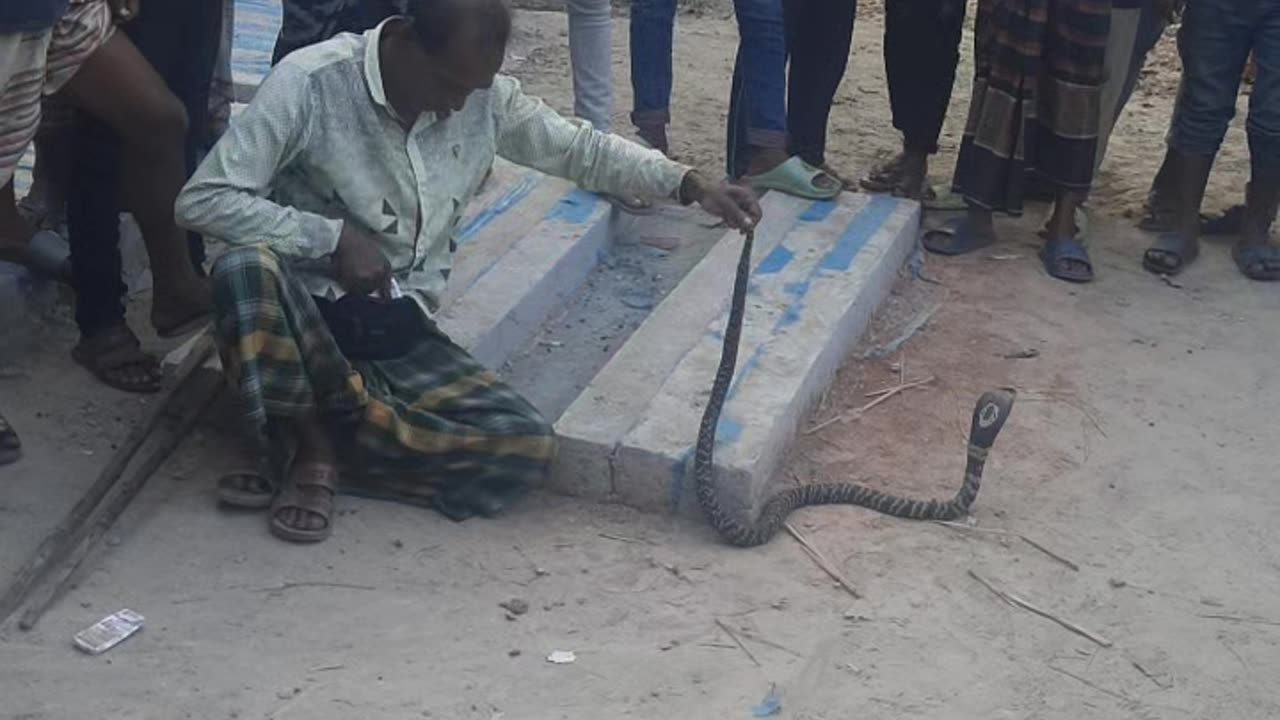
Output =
[{"x1": 0, "y1": 0, "x2": 1274, "y2": 471}]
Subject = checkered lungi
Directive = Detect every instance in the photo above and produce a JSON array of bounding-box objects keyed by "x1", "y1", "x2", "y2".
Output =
[
  {"x1": 0, "y1": 0, "x2": 113, "y2": 185},
  {"x1": 210, "y1": 245, "x2": 557, "y2": 517}
]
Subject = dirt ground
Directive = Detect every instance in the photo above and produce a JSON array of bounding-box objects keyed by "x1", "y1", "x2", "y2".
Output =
[{"x1": 2, "y1": 8, "x2": 1277, "y2": 720}]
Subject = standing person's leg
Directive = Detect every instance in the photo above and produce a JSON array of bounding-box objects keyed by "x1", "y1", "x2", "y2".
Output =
[
  {"x1": 1094, "y1": 7, "x2": 1143, "y2": 173},
  {"x1": 273, "y1": 0, "x2": 400, "y2": 65},
  {"x1": 629, "y1": 0, "x2": 676, "y2": 153},
  {"x1": 56, "y1": 3, "x2": 210, "y2": 336},
  {"x1": 0, "y1": 408, "x2": 18, "y2": 465},
  {"x1": 1233, "y1": 4, "x2": 1280, "y2": 280},
  {"x1": 732, "y1": 0, "x2": 838, "y2": 198},
  {"x1": 0, "y1": 29, "x2": 53, "y2": 267},
  {"x1": 208, "y1": 0, "x2": 235, "y2": 144},
  {"x1": 783, "y1": 0, "x2": 856, "y2": 178},
  {"x1": 566, "y1": 0, "x2": 613, "y2": 132},
  {"x1": 863, "y1": 0, "x2": 966, "y2": 198},
  {"x1": 171, "y1": 0, "x2": 224, "y2": 272},
  {"x1": 1118, "y1": 1, "x2": 1169, "y2": 125},
  {"x1": 1143, "y1": 0, "x2": 1251, "y2": 275}
]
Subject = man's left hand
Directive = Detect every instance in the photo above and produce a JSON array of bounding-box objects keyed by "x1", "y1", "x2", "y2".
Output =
[
  {"x1": 108, "y1": 0, "x2": 141, "y2": 23},
  {"x1": 681, "y1": 172, "x2": 762, "y2": 232}
]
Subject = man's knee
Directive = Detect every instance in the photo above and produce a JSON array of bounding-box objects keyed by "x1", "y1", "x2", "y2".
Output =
[{"x1": 210, "y1": 245, "x2": 284, "y2": 315}]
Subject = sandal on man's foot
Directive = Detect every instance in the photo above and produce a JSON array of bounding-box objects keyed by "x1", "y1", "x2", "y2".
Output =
[
  {"x1": 1201, "y1": 204, "x2": 1246, "y2": 236},
  {"x1": 1041, "y1": 236, "x2": 1094, "y2": 283},
  {"x1": 1143, "y1": 232, "x2": 1200, "y2": 277},
  {"x1": 1232, "y1": 242, "x2": 1280, "y2": 281},
  {"x1": 72, "y1": 325, "x2": 163, "y2": 394},
  {"x1": 922, "y1": 217, "x2": 996, "y2": 256},
  {"x1": 218, "y1": 470, "x2": 275, "y2": 509},
  {"x1": 269, "y1": 462, "x2": 337, "y2": 543},
  {"x1": 0, "y1": 410, "x2": 20, "y2": 466},
  {"x1": 744, "y1": 156, "x2": 841, "y2": 200}
]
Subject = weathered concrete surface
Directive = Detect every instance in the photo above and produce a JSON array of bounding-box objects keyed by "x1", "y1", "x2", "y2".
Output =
[{"x1": 552, "y1": 192, "x2": 920, "y2": 516}]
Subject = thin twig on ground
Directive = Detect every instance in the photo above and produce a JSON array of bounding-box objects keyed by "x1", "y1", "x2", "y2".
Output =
[
  {"x1": 784, "y1": 523, "x2": 862, "y2": 599},
  {"x1": 736, "y1": 628, "x2": 805, "y2": 658},
  {"x1": 252, "y1": 582, "x2": 377, "y2": 593},
  {"x1": 1047, "y1": 665, "x2": 1132, "y2": 703},
  {"x1": 1129, "y1": 658, "x2": 1172, "y2": 689},
  {"x1": 598, "y1": 532, "x2": 653, "y2": 546},
  {"x1": 1199, "y1": 613, "x2": 1280, "y2": 627},
  {"x1": 715, "y1": 619, "x2": 760, "y2": 667},
  {"x1": 806, "y1": 376, "x2": 936, "y2": 435},
  {"x1": 933, "y1": 521, "x2": 1079, "y2": 571},
  {"x1": 864, "y1": 375, "x2": 935, "y2": 398},
  {"x1": 1017, "y1": 389, "x2": 1108, "y2": 438},
  {"x1": 969, "y1": 570, "x2": 1112, "y2": 647}
]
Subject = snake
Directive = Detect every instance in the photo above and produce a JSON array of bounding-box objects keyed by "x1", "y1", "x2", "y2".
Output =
[{"x1": 694, "y1": 228, "x2": 1018, "y2": 547}]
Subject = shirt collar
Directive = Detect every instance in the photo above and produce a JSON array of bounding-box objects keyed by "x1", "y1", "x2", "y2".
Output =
[{"x1": 363, "y1": 17, "x2": 399, "y2": 111}]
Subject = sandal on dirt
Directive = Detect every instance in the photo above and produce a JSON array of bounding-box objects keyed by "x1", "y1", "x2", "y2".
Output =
[
  {"x1": 1041, "y1": 236, "x2": 1094, "y2": 283},
  {"x1": 270, "y1": 461, "x2": 337, "y2": 543},
  {"x1": 218, "y1": 470, "x2": 276, "y2": 509},
  {"x1": 860, "y1": 158, "x2": 929, "y2": 199},
  {"x1": 1232, "y1": 242, "x2": 1280, "y2": 281},
  {"x1": 922, "y1": 217, "x2": 995, "y2": 256},
  {"x1": 72, "y1": 325, "x2": 163, "y2": 394},
  {"x1": 744, "y1": 156, "x2": 841, "y2": 200},
  {"x1": 0, "y1": 410, "x2": 20, "y2": 466},
  {"x1": 1143, "y1": 232, "x2": 1200, "y2": 277},
  {"x1": 1201, "y1": 204, "x2": 1246, "y2": 236}
]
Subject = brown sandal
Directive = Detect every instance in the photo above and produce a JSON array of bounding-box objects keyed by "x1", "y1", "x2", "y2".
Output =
[
  {"x1": 269, "y1": 461, "x2": 338, "y2": 543},
  {"x1": 71, "y1": 325, "x2": 163, "y2": 394}
]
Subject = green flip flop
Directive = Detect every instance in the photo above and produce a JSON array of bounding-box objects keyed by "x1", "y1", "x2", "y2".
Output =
[{"x1": 744, "y1": 156, "x2": 841, "y2": 200}]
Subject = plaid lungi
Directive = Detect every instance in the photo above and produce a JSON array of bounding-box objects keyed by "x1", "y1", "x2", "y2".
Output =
[
  {"x1": 953, "y1": 0, "x2": 1111, "y2": 214},
  {"x1": 210, "y1": 246, "x2": 556, "y2": 517}
]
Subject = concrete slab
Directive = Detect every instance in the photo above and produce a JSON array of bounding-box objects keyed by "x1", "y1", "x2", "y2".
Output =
[
  {"x1": 165, "y1": 160, "x2": 613, "y2": 372},
  {"x1": 551, "y1": 192, "x2": 920, "y2": 516}
]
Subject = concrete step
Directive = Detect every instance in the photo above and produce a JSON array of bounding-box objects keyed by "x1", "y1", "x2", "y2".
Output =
[
  {"x1": 551, "y1": 191, "x2": 920, "y2": 516},
  {"x1": 165, "y1": 159, "x2": 612, "y2": 372}
]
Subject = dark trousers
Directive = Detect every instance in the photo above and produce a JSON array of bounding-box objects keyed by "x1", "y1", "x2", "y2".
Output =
[
  {"x1": 883, "y1": 0, "x2": 966, "y2": 154},
  {"x1": 783, "y1": 0, "x2": 857, "y2": 167},
  {"x1": 68, "y1": 0, "x2": 223, "y2": 337}
]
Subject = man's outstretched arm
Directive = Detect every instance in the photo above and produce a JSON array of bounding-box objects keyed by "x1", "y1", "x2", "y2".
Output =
[{"x1": 492, "y1": 76, "x2": 760, "y2": 229}]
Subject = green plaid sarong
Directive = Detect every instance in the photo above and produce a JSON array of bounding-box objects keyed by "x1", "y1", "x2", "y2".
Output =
[{"x1": 210, "y1": 246, "x2": 556, "y2": 518}]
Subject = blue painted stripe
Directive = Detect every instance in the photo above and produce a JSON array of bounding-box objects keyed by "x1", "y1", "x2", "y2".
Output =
[
  {"x1": 756, "y1": 245, "x2": 793, "y2": 275},
  {"x1": 799, "y1": 200, "x2": 836, "y2": 222},
  {"x1": 456, "y1": 174, "x2": 540, "y2": 245},
  {"x1": 544, "y1": 189, "x2": 602, "y2": 224},
  {"x1": 820, "y1": 194, "x2": 897, "y2": 271}
]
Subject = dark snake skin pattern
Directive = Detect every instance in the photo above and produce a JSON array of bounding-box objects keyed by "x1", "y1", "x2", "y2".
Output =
[{"x1": 694, "y1": 228, "x2": 1018, "y2": 547}]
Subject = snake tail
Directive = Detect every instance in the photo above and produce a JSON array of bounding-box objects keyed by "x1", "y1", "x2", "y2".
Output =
[{"x1": 694, "y1": 228, "x2": 1017, "y2": 548}]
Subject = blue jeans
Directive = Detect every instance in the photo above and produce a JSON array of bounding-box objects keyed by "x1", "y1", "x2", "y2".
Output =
[
  {"x1": 1170, "y1": 0, "x2": 1280, "y2": 184},
  {"x1": 630, "y1": 0, "x2": 787, "y2": 175}
]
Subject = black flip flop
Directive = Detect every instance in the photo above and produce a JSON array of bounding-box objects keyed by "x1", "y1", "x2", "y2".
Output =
[
  {"x1": 922, "y1": 218, "x2": 996, "y2": 256},
  {"x1": 1232, "y1": 242, "x2": 1280, "y2": 281},
  {"x1": 1041, "y1": 236, "x2": 1094, "y2": 283},
  {"x1": 1143, "y1": 232, "x2": 1200, "y2": 277}
]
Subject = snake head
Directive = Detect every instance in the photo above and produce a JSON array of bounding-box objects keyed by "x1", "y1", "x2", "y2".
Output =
[{"x1": 969, "y1": 388, "x2": 1016, "y2": 448}]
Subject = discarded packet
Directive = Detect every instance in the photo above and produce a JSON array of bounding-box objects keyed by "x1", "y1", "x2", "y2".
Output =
[{"x1": 73, "y1": 609, "x2": 144, "y2": 655}]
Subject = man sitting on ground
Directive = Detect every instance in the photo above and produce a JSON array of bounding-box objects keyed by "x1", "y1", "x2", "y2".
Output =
[{"x1": 175, "y1": 0, "x2": 760, "y2": 542}]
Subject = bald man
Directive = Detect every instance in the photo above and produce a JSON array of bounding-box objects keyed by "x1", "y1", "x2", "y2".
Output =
[{"x1": 176, "y1": 0, "x2": 760, "y2": 543}]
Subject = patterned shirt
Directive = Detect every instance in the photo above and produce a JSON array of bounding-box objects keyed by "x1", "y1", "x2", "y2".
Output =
[{"x1": 176, "y1": 20, "x2": 690, "y2": 313}]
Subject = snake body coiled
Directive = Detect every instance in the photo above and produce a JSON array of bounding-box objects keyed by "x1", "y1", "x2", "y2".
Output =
[{"x1": 694, "y1": 229, "x2": 1017, "y2": 547}]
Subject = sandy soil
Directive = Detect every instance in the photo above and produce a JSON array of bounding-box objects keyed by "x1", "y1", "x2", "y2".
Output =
[{"x1": 2, "y1": 8, "x2": 1276, "y2": 720}]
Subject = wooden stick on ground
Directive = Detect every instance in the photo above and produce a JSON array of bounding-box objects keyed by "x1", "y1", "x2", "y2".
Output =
[
  {"x1": 0, "y1": 334, "x2": 216, "y2": 626},
  {"x1": 17, "y1": 369, "x2": 222, "y2": 630},
  {"x1": 969, "y1": 570, "x2": 1112, "y2": 648},
  {"x1": 933, "y1": 521, "x2": 1080, "y2": 572},
  {"x1": 714, "y1": 619, "x2": 760, "y2": 667},
  {"x1": 805, "y1": 376, "x2": 936, "y2": 435},
  {"x1": 784, "y1": 522, "x2": 862, "y2": 599}
]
